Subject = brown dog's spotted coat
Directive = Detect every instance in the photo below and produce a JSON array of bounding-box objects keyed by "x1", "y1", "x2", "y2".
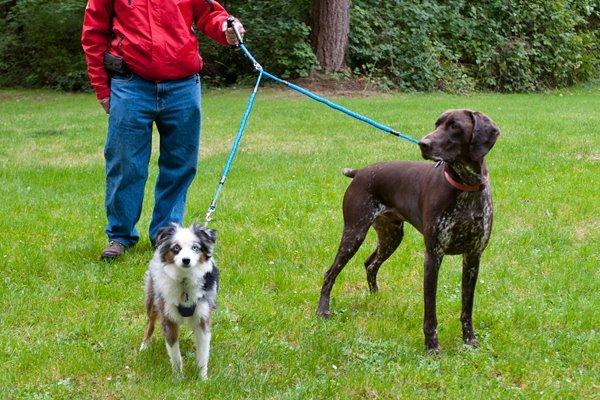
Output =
[{"x1": 317, "y1": 109, "x2": 500, "y2": 353}]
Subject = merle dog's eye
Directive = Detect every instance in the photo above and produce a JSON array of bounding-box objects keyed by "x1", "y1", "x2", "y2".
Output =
[
  {"x1": 192, "y1": 244, "x2": 201, "y2": 253},
  {"x1": 171, "y1": 244, "x2": 181, "y2": 254}
]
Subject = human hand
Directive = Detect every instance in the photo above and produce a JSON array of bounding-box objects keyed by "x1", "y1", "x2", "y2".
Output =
[
  {"x1": 223, "y1": 18, "x2": 245, "y2": 46},
  {"x1": 99, "y1": 97, "x2": 110, "y2": 114}
]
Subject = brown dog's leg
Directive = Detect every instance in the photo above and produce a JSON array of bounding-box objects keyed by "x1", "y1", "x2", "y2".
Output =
[
  {"x1": 423, "y1": 249, "x2": 443, "y2": 354},
  {"x1": 317, "y1": 223, "x2": 371, "y2": 317},
  {"x1": 364, "y1": 218, "x2": 404, "y2": 292},
  {"x1": 461, "y1": 252, "x2": 480, "y2": 347},
  {"x1": 318, "y1": 188, "x2": 378, "y2": 317}
]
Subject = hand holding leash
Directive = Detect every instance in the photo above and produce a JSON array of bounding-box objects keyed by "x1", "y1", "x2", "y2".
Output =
[{"x1": 225, "y1": 16, "x2": 245, "y2": 46}]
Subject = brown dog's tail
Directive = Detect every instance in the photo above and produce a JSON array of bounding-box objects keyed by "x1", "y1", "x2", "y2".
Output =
[{"x1": 342, "y1": 168, "x2": 356, "y2": 178}]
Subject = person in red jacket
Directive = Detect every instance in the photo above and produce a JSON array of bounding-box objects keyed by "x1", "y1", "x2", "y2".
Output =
[{"x1": 82, "y1": 0, "x2": 245, "y2": 260}]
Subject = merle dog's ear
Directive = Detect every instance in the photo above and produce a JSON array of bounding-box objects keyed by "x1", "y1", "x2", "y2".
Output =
[
  {"x1": 469, "y1": 111, "x2": 500, "y2": 160},
  {"x1": 192, "y1": 223, "x2": 216, "y2": 243},
  {"x1": 155, "y1": 224, "x2": 177, "y2": 247},
  {"x1": 192, "y1": 223, "x2": 217, "y2": 256}
]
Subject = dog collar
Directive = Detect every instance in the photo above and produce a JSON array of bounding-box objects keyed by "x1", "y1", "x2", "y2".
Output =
[
  {"x1": 443, "y1": 165, "x2": 488, "y2": 192},
  {"x1": 177, "y1": 303, "x2": 196, "y2": 317}
]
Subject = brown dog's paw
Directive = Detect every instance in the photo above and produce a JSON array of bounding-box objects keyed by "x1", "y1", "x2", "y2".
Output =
[
  {"x1": 463, "y1": 336, "x2": 480, "y2": 348},
  {"x1": 426, "y1": 346, "x2": 441, "y2": 356},
  {"x1": 425, "y1": 337, "x2": 441, "y2": 355},
  {"x1": 316, "y1": 308, "x2": 331, "y2": 319}
]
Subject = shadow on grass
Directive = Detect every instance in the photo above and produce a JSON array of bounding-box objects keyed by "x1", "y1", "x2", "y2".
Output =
[{"x1": 27, "y1": 129, "x2": 68, "y2": 137}]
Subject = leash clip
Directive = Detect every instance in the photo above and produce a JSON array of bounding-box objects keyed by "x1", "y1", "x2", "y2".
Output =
[{"x1": 204, "y1": 207, "x2": 215, "y2": 226}]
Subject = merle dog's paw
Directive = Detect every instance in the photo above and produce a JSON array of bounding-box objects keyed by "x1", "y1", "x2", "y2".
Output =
[
  {"x1": 199, "y1": 367, "x2": 208, "y2": 380},
  {"x1": 139, "y1": 340, "x2": 151, "y2": 352}
]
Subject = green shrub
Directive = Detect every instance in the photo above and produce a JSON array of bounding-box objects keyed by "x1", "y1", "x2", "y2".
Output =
[
  {"x1": 348, "y1": 0, "x2": 600, "y2": 92},
  {"x1": 0, "y1": 0, "x2": 598, "y2": 92},
  {"x1": 0, "y1": 0, "x2": 88, "y2": 91}
]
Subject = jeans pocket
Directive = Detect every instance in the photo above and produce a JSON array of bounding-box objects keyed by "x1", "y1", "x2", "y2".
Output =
[{"x1": 111, "y1": 73, "x2": 134, "y2": 83}]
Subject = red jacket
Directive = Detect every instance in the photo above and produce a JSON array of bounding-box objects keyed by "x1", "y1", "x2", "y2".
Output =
[{"x1": 82, "y1": 0, "x2": 230, "y2": 100}]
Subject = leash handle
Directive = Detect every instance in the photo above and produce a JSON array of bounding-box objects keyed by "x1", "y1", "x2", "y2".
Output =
[
  {"x1": 227, "y1": 16, "x2": 244, "y2": 45},
  {"x1": 227, "y1": 17, "x2": 262, "y2": 71}
]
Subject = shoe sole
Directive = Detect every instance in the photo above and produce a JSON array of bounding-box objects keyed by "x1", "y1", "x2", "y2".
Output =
[{"x1": 101, "y1": 251, "x2": 124, "y2": 261}]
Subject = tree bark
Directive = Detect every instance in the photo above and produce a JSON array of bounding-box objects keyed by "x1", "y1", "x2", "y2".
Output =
[{"x1": 309, "y1": 0, "x2": 350, "y2": 72}]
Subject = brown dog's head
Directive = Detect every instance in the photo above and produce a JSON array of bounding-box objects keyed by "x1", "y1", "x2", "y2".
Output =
[{"x1": 419, "y1": 109, "x2": 500, "y2": 163}]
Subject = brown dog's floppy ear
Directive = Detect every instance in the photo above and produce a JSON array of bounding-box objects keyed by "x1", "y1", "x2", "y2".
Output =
[
  {"x1": 435, "y1": 109, "x2": 454, "y2": 127},
  {"x1": 469, "y1": 111, "x2": 500, "y2": 160},
  {"x1": 155, "y1": 224, "x2": 177, "y2": 247}
]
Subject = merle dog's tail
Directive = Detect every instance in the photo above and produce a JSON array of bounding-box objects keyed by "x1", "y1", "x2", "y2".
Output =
[{"x1": 342, "y1": 168, "x2": 356, "y2": 178}]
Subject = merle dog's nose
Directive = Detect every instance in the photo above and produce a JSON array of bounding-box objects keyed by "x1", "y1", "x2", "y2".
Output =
[
  {"x1": 419, "y1": 138, "x2": 431, "y2": 150},
  {"x1": 182, "y1": 258, "x2": 190, "y2": 266}
]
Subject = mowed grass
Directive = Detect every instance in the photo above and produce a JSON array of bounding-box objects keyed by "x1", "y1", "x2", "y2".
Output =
[{"x1": 0, "y1": 84, "x2": 598, "y2": 399}]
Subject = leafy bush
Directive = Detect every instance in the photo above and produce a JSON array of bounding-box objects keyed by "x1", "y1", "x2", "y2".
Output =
[
  {"x1": 349, "y1": 0, "x2": 600, "y2": 92},
  {"x1": 199, "y1": 0, "x2": 317, "y2": 85},
  {"x1": 0, "y1": 0, "x2": 598, "y2": 92},
  {"x1": 0, "y1": 0, "x2": 89, "y2": 91}
]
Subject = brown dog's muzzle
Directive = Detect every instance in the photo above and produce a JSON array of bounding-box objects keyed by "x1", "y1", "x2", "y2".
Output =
[
  {"x1": 418, "y1": 132, "x2": 442, "y2": 161},
  {"x1": 418, "y1": 137, "x2": 432, "y2": 159}
]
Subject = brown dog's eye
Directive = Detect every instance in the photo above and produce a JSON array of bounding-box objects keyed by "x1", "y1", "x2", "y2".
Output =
[{"x1": 451, "y1": 122, "x2": 460, "y2": 130}]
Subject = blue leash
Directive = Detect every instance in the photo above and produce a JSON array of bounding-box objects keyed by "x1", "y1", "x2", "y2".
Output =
[
  {"x1": 260, "y1": 70, "x2": 419, "y2": 145},
  {"x1": 204, "y1": 69, "x2": 263, "y2": 225},
  {"x1": 203, "y1": 18, "x2": 419, "y2": 225}
]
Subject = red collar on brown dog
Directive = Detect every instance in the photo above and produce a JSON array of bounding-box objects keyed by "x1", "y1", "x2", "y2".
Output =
[{"x1": 443, "y1": 166, "x2": 488, "y2": 192}]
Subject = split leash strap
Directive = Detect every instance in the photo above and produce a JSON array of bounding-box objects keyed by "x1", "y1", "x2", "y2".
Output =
[
  {"x1": 203, "y1": 69, "x2": 263, "y2": 225},
  {"x1": 203, "y1": 17, "x2": 419, "y2": 226}
]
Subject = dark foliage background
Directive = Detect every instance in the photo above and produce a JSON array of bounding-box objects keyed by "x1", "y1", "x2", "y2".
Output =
[{"x1": 0, "y1": 0, "x2": 598, "y2": 92}]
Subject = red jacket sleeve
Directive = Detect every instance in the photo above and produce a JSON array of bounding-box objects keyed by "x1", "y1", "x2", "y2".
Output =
[
  {"x1": 81, "y1": 0, "x2": 113, "y2": 100},
  {"x1": 194, "y1": 0, "x2": 229, "y2": 46}
]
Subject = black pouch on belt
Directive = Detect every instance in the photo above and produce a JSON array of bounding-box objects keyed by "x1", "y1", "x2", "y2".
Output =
[{"x1": 103, "y1": 52, "x2": 130, "y2": 76}]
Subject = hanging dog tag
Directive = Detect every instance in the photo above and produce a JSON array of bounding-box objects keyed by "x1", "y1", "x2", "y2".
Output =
[{"x1": 177, "y1": 279, "x2": 196, "y2": 317}]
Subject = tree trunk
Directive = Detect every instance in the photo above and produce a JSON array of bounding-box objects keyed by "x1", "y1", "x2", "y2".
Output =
[{"x1": 309, "y1": 0, "x2": 350, "y2": 72}]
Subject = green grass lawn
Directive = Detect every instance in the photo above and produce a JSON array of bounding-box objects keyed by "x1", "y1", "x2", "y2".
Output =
[{"x1": 1, "y1": 85, "x2": 598, "y2": 399}]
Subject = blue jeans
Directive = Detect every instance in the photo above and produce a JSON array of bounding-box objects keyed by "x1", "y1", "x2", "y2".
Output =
[{"x1": 105, "y1": 73, "x2": 201, "y2": 247}]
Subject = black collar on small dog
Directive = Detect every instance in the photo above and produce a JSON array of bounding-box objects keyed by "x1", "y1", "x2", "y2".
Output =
[{"x1": 177, "y1": 303, "x2": 196, "y2": 317}]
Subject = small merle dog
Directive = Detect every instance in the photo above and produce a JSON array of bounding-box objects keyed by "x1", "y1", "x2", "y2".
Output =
[{"x1": 140, "y1": 223, "x2": 219, "y2": 379}]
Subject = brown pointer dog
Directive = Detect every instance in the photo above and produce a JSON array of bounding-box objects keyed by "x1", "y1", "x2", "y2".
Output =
[{"x1": 316, "y1": 109, "x2": 500, "y2": 353}]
